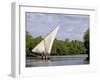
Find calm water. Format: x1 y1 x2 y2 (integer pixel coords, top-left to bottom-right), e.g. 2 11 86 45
26 54 89 67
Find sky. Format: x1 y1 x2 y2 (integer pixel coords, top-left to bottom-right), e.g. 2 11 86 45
26 12 89 41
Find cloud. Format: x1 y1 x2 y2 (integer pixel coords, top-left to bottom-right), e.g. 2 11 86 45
26 12 89 41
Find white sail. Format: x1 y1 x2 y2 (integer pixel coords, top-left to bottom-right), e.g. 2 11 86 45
32 40 45 53
44 25 59 54
32 25 60 54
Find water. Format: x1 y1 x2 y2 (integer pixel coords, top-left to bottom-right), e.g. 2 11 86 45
26 54 89 67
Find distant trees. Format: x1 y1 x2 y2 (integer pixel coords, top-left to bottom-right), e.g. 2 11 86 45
51 39 86 56
26 32 43 57
26 31 88 57
51 40 69 56
84 29 89 60
26 32 34 56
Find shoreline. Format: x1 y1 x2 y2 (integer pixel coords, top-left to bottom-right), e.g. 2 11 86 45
26 54 88 59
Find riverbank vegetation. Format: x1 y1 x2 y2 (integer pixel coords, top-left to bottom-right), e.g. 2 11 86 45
26 29 89 57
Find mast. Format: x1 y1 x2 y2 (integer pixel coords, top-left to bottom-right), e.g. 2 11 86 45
32 24 60 54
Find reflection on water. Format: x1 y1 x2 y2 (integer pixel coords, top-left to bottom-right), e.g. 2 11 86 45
26 55 89 67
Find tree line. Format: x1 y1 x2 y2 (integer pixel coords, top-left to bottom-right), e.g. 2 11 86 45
26 29 89 58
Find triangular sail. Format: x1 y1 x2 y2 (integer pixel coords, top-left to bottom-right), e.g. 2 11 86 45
32 25 60 54
32 40 45 53
44 25 59 54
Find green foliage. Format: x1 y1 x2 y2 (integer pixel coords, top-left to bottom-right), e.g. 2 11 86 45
26 32 34 56
84 29 89 50
26 32 43 57
83 29 89 60
26 31 87 57
51 39 86 56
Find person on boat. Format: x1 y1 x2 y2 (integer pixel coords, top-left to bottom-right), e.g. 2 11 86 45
41 52 50 60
